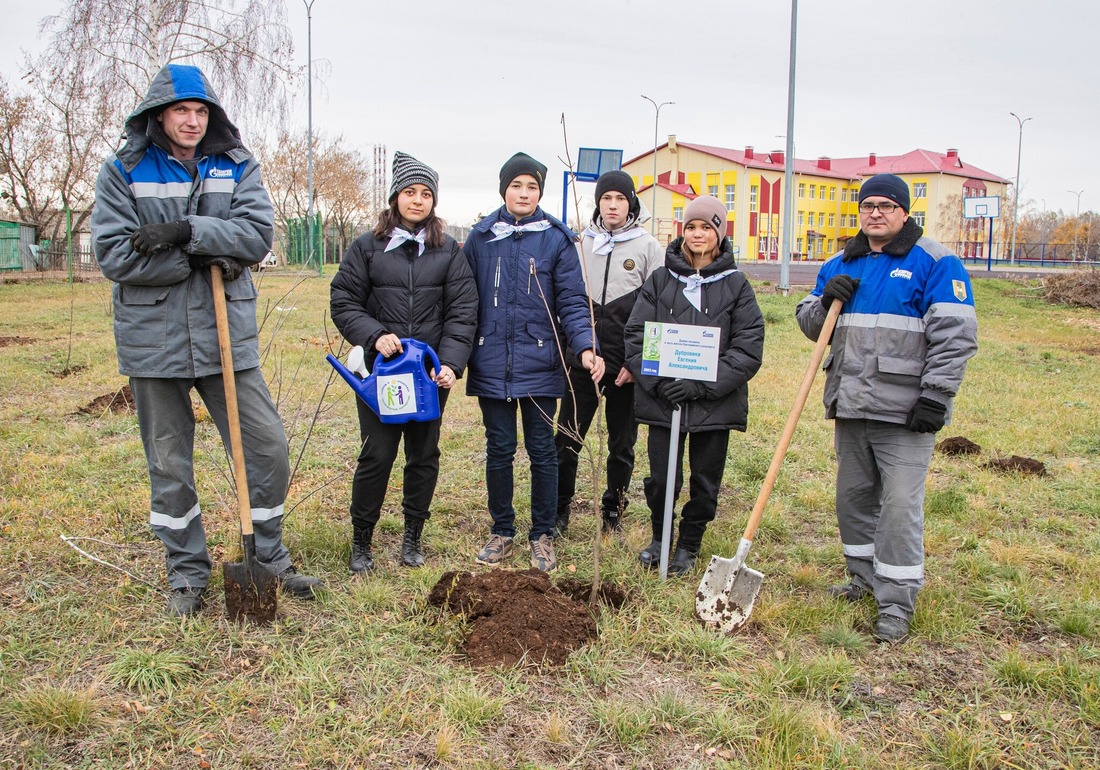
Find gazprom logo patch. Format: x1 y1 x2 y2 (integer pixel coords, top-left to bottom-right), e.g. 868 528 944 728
890 268 913 280
209 168 234 178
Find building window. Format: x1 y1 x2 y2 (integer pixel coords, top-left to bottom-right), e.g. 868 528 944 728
841 188 848 202
673 207 683 222
818 213 825 228
797 212 804 228
912 211 926 227
798 183 805 198
725 184 735 211
828 213 835 227
809 184 816 198
750 185 758 212
851 186 859 199
708 184 719 198
849 214 858 228
796 237 803 252
828 240 834 253
914 182 927 199
829 186 836 201
819 186 826 200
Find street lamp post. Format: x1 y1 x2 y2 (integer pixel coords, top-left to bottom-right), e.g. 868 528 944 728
1068 189 1084 260
641 95 673 237
1009 112 1031 267
304 0 319 275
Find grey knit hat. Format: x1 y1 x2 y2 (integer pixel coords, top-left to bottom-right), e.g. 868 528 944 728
683 195 727 234
858 173 910 213
389 151 439 203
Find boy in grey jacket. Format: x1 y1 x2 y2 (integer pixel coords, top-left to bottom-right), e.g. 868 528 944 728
91 64 321 617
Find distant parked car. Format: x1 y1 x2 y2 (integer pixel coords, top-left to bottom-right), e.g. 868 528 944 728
252 252 278 271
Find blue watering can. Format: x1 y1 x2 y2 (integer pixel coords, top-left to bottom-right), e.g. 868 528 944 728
327 338 442 424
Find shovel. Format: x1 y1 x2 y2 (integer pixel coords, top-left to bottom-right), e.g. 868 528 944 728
695 299 842 634
657 405 682 580
211 266 278 624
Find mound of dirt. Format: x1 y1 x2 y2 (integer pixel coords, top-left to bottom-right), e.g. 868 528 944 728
937 436 981 455
76 385 135 415
0 336 34 347
1043 271 1100 310
984 456 1047 476
427 569 601 667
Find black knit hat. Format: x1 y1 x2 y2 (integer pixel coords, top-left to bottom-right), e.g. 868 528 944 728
858 173 910 213
498 152 547 198
389 151 439 203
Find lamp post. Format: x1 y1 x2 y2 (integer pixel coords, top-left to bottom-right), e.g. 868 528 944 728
641 95 673 237
1009 112 1031 266
304 0 319 275
1068 189 1084 260
779 0 798 293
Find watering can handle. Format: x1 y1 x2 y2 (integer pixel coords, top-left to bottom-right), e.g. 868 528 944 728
371 338 443 379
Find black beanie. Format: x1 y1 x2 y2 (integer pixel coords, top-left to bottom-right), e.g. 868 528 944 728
388 151 439 203
498 152 547 198
858 173 911 213
594 170 640 222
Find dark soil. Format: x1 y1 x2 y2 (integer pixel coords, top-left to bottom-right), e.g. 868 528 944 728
428 569 613 667
54 364 88 378
76 385 135 415
984 455 1047 476
937 436 982 455
0 336 34 347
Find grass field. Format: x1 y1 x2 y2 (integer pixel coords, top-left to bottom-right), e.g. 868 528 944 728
0 270 1097 769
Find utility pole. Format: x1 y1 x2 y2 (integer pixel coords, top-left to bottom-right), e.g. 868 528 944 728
779 0 798 294
1068 189 1084 260
641 95 673 238
304 0 319 276
1009 112 1031 266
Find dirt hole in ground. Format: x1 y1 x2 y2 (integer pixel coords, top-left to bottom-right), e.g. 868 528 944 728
76 385 135 415
54 364 88 378
0 336 34 348
427 568 628 667
937 436 981 455
984 455 1047 476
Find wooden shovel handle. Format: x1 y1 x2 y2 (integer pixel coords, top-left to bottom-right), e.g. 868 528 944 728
741 299 842 543
210 266 254 538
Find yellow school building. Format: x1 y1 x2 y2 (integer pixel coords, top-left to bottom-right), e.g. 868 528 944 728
623 137 1009 260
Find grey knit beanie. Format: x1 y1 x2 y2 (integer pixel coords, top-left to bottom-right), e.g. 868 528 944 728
389 151 439 203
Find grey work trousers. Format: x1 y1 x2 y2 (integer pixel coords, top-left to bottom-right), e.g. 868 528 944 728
834 418 936 620
131 370 292 590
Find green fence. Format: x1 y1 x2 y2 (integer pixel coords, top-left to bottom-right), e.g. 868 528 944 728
283 214 324 266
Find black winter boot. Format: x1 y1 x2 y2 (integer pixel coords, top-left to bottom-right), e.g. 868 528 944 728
401 518 425 568
349 524 375 574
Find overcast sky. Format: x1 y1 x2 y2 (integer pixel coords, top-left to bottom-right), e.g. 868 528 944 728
3 0 1096 226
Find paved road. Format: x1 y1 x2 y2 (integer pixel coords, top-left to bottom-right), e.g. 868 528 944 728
737 259 1068 289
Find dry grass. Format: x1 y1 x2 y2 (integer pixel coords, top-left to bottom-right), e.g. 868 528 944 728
0 271 1097 768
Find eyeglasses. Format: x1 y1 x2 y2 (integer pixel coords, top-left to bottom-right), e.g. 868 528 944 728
858 201 901 214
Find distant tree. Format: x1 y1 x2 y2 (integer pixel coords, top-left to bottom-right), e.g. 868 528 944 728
0 0 297 245
254 131 381 262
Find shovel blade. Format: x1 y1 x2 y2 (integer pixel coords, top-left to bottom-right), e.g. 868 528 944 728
694 539 765 635
223 555 277 625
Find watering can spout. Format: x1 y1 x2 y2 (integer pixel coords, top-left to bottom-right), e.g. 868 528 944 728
326 353 379 413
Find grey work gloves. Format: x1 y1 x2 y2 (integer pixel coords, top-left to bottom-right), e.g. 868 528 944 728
820 274 860 312
130 220 192 257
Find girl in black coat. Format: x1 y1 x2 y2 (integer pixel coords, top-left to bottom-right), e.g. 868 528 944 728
330 152 478 572
624 196 764 575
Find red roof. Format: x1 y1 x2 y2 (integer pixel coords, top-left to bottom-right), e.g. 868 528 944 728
626 143 1007 184
636 181 697 198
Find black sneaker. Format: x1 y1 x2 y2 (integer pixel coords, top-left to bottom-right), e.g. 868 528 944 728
638 540 662 570
276 566 323 600
601 512 623 534
828 582 871 602
168 587 205 617
873 614 911 644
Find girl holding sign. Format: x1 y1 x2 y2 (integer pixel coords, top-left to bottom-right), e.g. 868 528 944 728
330 152 478 573
624 195 765 575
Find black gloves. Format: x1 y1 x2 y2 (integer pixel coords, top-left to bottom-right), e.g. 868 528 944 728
820 275 859 312
905 397 947 433
657 379 706 405
130 220 192 257
190 255 245 281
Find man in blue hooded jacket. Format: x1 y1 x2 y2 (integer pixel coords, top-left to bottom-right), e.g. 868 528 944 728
91 64 322 617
